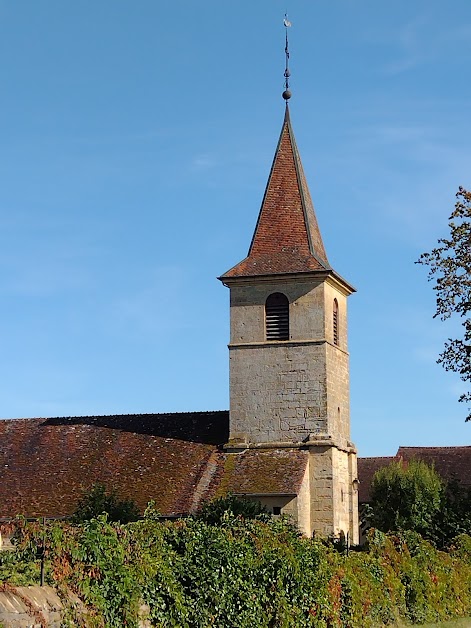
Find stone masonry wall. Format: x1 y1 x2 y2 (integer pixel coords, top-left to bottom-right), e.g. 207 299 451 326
323 281 348 351
229 342 328 444
228 276 358 541
296 461 312 536
324 281 351 446
308 447 358 541
229 280 325 345
308 446 334 537
325 344 351 447
229 279 352 446
332 447 352 537
349 451 360 544
229 279 327 444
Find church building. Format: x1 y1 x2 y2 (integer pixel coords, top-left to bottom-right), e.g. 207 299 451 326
0 73 360 542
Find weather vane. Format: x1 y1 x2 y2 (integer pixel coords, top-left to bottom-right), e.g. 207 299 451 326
282 14 292 102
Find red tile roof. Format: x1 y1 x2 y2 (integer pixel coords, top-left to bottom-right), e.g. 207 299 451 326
397 446 471 487
0 413 309 519
357 456 396 503
220 106 330 279
212 449 308 497
0 412 228 518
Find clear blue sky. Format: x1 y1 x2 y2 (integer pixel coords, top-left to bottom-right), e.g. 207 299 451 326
1 1 470 456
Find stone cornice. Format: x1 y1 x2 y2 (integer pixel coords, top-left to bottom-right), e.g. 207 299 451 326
219 269 355 296
228 338 350 356
225 438 357 455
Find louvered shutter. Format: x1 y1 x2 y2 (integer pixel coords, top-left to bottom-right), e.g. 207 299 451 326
265 293 289 340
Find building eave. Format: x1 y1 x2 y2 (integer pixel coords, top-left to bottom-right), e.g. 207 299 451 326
218 268 356 295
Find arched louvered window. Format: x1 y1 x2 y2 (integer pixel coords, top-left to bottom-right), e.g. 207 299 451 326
333 299 339 346
265 292 289 341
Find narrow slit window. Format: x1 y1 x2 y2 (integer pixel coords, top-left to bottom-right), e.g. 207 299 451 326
333 299 339 346
265 293 289 341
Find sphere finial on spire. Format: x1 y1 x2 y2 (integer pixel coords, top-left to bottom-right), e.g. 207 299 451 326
282 14 292 101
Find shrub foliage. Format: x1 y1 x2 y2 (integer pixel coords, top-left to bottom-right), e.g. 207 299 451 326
2 514 471 627
197 493 270 525
370 459 443 538
72 483 140 524
369 460 471 548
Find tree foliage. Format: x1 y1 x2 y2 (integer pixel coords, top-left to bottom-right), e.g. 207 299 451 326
417 186 471 421
71 483 140 524
370 459 471 548
370 460 443 538
198 494 271 526
434 478 471 547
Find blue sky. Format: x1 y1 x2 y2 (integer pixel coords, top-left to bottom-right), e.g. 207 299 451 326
0 1 470 456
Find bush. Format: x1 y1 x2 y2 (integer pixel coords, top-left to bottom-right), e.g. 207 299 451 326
71 483 140 524
198 494 271 525
434 478 471 547
370 459 443 538
3 516 471 627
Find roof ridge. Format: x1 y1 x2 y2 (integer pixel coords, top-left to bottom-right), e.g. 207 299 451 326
0 410 229 423
285 111 330 270
398 445 471 450
358 455 396 460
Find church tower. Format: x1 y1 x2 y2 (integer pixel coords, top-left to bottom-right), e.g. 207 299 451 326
218 29 359 541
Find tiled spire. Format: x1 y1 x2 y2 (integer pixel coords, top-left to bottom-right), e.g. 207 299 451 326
221 106 330 279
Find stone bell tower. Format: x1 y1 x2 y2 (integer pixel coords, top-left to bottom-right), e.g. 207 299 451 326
218 101 359 541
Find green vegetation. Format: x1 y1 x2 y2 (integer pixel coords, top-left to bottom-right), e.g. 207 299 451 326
370 460 471 548
1 513 471 627
435 478 471 546
71 482 140 524
197 493 270 525
370 460 443 538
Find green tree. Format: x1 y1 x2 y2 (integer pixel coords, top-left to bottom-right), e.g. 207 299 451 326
370 460 443 538
434 478 471 547
72 483 140 524
198 494 270 525
417 186 471 421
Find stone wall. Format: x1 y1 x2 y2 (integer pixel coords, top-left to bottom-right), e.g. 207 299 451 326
230 342 328 444
229 279 325 345
228 278 353 448
0 586 65 627
332 447 356 540
325 343 351 447
0 586 151 627
308 445 334 537
308 446 359 542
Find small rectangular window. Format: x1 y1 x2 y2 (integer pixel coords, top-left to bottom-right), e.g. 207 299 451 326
333 299 339 346
273 506 281 515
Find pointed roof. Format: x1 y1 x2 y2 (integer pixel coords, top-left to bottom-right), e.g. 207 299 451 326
221 106 331 280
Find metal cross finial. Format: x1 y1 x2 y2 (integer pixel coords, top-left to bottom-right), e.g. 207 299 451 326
282 14 292 102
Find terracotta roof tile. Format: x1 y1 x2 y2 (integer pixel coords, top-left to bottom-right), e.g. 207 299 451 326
0 412 229 518
0 413 309 520
211 449 308 497
397 446 471 487
357 456 396 503
221 106 330 279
